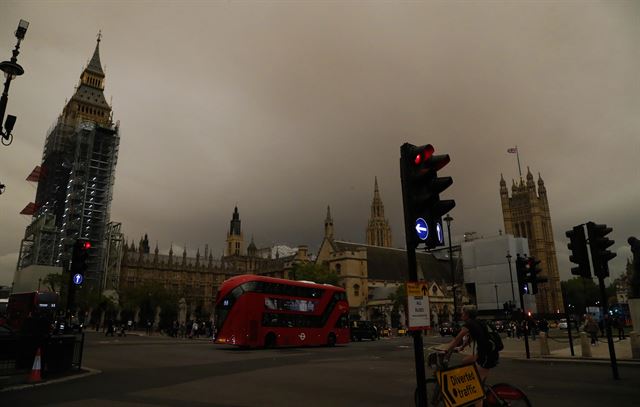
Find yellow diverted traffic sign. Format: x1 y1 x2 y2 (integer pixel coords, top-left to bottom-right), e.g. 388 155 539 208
436 363 485 407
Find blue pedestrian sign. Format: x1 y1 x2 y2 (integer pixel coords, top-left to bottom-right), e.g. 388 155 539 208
436 222 444 245
73 273 83 285
415 218 429 241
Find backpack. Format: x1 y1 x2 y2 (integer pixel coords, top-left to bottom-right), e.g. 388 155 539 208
480 321 504 354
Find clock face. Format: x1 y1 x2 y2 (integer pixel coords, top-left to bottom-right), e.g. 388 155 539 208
80 121 95 131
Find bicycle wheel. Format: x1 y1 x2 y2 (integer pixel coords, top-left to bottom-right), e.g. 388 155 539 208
427 378 445 406
486 383 532 407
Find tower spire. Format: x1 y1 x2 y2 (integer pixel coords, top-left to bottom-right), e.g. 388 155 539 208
324 205 334 240
87 32 104 75
61 34 111 127
225 206 244 256
366 177 392 247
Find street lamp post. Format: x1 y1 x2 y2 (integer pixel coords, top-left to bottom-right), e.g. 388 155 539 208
443 213 456 322
494 284 499 311
0 19 29 146
506 252 515 305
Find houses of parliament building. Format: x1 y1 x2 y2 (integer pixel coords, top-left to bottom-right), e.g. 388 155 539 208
118 178 457 324
118 206 311 314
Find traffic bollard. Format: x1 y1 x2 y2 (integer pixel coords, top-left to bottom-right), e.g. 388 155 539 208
630 331 640 360
539 332 550 356
580 332 592 358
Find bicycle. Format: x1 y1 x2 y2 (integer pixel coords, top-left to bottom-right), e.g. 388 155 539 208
415 348 532 407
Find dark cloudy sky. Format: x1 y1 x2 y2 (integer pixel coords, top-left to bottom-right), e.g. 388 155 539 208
1 1 638 285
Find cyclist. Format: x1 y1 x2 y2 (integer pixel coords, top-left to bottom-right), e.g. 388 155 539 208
445 306 498 407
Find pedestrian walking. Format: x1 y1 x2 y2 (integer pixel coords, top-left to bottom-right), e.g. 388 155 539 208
584 316 599 345
106 319 115 337
192 321 199 339
616 316 626 340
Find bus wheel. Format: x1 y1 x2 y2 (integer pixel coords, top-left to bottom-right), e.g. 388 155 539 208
265 332 277 348
327 333 337 347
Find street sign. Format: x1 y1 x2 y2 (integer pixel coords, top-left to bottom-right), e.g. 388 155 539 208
436 363 485 407
415 218 429 240
406 281 431 330
436 222 444 244
73 273 83 285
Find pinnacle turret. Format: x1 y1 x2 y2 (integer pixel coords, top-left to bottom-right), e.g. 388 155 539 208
537 173 546 194
526 167 535 189
324 205 334 240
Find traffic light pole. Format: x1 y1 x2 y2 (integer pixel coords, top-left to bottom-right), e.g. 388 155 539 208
407 244 428 407
65 260 75 317
597 274 619 380
561 285 574 356
584 221 619 380
400 150 427 407
516 253 531 359
400 143 455 407
517 286 531 359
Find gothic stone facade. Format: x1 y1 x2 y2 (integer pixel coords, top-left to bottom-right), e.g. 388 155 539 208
500 169 563 314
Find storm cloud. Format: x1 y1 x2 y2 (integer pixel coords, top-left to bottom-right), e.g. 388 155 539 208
0 1 638 285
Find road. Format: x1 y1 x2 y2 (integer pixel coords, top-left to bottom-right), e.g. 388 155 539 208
2 331 639 406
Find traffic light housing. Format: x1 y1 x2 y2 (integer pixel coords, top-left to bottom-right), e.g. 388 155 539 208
566 225 591 278
527 256 547 295
400 143 455 249
586 222 616 279
70 239 91 279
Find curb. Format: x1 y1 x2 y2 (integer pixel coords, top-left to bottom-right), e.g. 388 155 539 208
0 367 102 392
510 357 640 367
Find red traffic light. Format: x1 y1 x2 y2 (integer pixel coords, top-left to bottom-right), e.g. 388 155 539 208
414 144 434 165
82 241 91 250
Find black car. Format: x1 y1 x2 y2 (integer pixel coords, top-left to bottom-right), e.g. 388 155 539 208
350 320 378 341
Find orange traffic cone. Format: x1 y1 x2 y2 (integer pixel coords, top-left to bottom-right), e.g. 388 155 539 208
28 348 42 383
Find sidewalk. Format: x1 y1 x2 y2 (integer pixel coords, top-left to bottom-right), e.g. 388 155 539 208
500 335 640 365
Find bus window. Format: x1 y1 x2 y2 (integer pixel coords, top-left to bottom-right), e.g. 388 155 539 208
335 313 349 329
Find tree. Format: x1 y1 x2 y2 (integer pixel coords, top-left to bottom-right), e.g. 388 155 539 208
562 277 617 314
42 273 65 293
387 285 407 328
119 283 179 328
291 262 339 285
42 272 69 312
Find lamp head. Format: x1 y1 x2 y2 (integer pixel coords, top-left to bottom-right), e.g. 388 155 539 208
4 115 16 135
16 20 29 40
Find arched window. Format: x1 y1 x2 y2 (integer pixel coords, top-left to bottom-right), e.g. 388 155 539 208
335 263 341 274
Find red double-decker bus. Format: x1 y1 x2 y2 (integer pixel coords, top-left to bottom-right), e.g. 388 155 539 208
214 275 350 348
